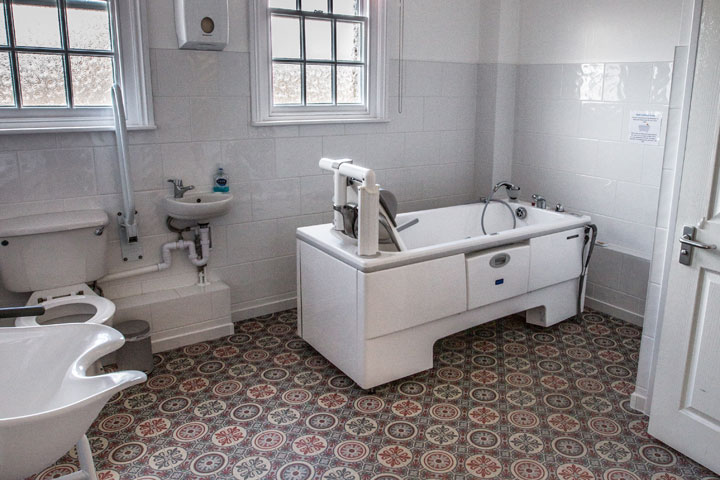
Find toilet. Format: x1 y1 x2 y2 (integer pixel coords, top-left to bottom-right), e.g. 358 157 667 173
0 210 116 327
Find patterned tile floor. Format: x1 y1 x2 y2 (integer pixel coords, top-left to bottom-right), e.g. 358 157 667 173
30 309 718 480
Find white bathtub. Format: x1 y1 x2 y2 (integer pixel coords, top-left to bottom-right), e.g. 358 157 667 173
296 200 592 389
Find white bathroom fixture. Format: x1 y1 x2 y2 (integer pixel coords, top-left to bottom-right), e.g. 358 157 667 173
0 210 116 328
318 158 381 256
0 323 146 480
163 191 233 221
111 84 142 262
175 0 229 51
297 201 593 389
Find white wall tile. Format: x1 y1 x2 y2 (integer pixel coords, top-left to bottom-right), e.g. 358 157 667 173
0 153 20 203
579 102 624 141
94 144 164 194
404 131 442 166
561 64 604 101
190 96 249 141
403 61 444 97
442 63 478 97
161 142 222 187
612 182 660 225
603 63 653 103
18 148 96 201
250 178 301 220
275 137 324 178
222 139 276 180
595 141 643 183
365 133 405 170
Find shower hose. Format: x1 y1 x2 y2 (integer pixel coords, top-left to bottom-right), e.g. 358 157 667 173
577 223 598 321
480 189 517 235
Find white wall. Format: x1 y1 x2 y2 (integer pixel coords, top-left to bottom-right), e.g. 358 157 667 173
517 0 685 64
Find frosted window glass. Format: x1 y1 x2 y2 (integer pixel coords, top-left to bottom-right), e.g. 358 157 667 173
273 63 301 105
271 15 301 59
302 0 326 13
306 64 332 104
269 0 296 9
70 55 113 106
67 1 111 51
333 0 361 16
0 52 14 106
12 1 61 48
336 21 362 61
305 19 331 61
0 1 7 46
337 65 362 104
17 53 67 106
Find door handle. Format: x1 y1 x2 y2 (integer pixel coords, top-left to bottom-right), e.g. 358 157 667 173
679 234 717 250
679 225 717 265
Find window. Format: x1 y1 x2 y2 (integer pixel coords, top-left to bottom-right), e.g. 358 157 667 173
250 0 386 125
0 0 153 133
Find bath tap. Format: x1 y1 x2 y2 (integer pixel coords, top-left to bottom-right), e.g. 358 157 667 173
493 181 520 200
168 178 195 198
532 194 547 209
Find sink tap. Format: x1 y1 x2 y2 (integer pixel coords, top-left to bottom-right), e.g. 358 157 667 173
532 194 547 209
168 179 195 198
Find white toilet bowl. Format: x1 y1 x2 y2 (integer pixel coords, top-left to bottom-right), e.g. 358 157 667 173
15 287 116 328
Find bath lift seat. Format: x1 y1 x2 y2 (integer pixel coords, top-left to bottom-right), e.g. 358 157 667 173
15 294 116 327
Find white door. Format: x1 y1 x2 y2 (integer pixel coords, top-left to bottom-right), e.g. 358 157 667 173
648 0 720 473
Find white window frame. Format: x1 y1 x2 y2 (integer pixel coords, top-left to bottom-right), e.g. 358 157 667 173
0 0 154 134
249 0 387 125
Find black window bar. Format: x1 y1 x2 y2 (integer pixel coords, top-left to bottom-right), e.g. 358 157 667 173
0 0 115 108
269 0 366 107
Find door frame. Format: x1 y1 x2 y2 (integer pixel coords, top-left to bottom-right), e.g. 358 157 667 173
639 0 704 412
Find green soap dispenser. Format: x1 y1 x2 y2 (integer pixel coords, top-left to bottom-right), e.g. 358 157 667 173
213 167 229 193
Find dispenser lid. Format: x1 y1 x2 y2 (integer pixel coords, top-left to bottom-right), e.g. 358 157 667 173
0 210 109 238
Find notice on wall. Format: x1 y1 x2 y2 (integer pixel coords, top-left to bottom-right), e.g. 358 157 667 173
628 111 663 145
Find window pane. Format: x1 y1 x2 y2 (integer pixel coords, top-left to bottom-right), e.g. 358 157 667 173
333 0 361 16
337 65 362 104
271 15 301 59
0 1 7 46
0 52 14 106
306 64 332 104
12 0 62 48
305 19 331 61
301 0 326 13
67 0 112 51
272 63 301 105
70 55 113 106
269 0 296 9
17 53 67 106
336 21 362 61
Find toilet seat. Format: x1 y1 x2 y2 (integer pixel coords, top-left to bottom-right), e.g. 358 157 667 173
15 295 116 327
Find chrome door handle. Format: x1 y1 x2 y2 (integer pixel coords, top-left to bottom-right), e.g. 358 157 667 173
679 225 717 265
679 234 717 250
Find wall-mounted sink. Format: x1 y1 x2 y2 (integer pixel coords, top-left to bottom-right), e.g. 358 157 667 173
164 192 233 222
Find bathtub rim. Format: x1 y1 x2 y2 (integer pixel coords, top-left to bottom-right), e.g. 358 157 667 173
297 201 592 273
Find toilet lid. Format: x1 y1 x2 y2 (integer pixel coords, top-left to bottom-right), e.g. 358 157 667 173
15 295 116 327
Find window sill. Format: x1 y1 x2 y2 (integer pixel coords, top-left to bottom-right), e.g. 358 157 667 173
0 121 157 135
252 116 389 127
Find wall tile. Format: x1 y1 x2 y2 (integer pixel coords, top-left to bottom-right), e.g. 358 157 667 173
300 175 333 215
650 62 673 105
250 178 301 220
440 130 476 164
442 62 478 97
323 135 366 163
365 133 405 170
619 253 651 299
612 181 660 225
579 102 624 141
18 148 96 201
222 139 276 180
227 220 281 264
161 142 223 187
275 137 324 178
403 61 444 97
595 141 644 183
404 131 442 166
94 144 164 194
603 63 653 103
0 153 20 203
190 96 250 141
129 96 192 145
561 63 604 101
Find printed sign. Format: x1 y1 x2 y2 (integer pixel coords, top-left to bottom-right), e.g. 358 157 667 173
629 111 663 145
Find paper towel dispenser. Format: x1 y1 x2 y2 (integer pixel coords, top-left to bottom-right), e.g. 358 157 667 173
175 0 229 51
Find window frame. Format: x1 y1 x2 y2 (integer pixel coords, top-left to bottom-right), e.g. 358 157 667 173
249 0 387 125
0 0 154 134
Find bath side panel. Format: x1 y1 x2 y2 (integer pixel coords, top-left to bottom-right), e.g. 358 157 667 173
298 241 361 382
529 227 585 291
360 254 467 340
